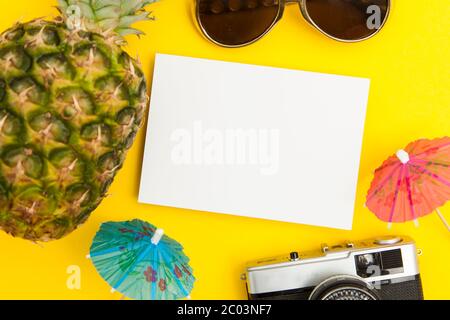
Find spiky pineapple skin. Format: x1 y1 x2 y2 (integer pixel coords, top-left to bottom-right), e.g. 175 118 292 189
0 18 148 241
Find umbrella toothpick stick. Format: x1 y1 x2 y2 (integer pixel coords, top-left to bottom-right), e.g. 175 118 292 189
151 229 164 245
436 208 450 232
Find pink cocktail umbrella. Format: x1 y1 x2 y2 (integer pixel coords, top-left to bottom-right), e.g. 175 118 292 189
366 137 450 231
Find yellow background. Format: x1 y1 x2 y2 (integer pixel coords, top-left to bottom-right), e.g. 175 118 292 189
0 0 449 300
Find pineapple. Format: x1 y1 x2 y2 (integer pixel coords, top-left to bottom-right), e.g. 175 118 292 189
0 0 157 241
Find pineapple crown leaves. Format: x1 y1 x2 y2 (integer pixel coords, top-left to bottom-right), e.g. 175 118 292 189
57 0 158 39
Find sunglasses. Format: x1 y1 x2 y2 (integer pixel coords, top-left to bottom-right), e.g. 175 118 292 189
195 0 391 47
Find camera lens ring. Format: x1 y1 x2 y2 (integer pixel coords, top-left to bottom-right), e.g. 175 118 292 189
308 275 380 300
320 286 378 300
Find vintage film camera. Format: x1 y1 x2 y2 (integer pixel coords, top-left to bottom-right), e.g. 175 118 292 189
244 236 423 300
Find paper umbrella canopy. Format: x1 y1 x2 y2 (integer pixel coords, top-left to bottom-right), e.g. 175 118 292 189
88 219 195 300
366 137 450 231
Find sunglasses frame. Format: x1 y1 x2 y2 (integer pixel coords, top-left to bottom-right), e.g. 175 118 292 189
195 0 391 48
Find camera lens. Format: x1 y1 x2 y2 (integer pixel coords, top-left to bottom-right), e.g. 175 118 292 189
321 287 378 300
309 275 380 300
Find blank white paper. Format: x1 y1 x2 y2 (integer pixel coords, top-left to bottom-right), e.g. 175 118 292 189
139 54 370 230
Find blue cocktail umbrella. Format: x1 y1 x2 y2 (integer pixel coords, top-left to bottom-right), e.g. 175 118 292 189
88 219 195 300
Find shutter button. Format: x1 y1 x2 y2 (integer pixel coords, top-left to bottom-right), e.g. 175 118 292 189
290 252 299 261
374 237 402 245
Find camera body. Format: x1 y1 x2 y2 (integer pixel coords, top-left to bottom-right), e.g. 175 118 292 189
245 236 423 300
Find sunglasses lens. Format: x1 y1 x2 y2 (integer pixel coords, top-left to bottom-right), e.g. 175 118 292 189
304 0 389 41
198 0 280 46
